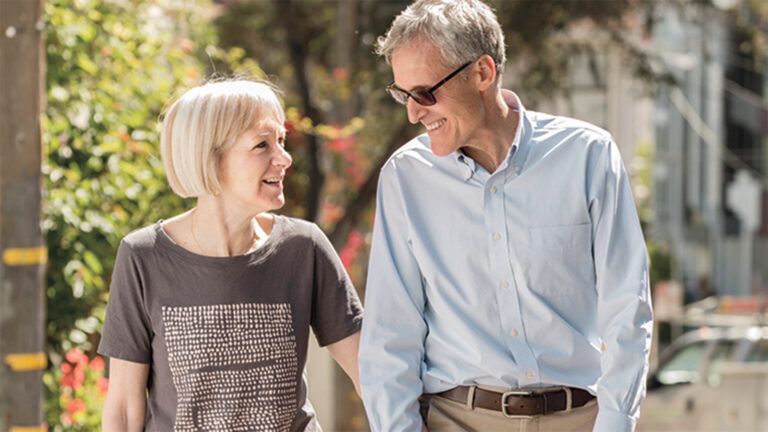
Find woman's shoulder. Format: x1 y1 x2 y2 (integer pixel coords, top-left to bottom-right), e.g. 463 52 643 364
120 222 164 252
273 214 325 243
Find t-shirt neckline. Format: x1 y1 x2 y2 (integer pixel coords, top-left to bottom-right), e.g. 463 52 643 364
154 214 285 268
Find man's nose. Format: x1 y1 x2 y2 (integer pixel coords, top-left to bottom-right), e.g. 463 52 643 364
406 98 424 124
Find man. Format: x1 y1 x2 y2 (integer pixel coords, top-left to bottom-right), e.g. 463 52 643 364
358 1 653 431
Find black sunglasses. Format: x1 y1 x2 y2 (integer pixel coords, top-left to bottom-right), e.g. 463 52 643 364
386 61 473 106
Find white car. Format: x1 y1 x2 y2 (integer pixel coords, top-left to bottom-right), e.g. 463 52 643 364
639 326 768 431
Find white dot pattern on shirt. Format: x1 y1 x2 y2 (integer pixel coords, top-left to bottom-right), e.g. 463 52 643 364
162 303 298 431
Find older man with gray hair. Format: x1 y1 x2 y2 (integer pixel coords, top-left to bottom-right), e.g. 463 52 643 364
358 1 653 431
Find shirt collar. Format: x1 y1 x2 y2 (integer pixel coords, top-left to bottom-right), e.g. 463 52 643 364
452 90 532 181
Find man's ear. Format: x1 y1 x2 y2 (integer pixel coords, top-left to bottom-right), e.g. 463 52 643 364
475 55 497 91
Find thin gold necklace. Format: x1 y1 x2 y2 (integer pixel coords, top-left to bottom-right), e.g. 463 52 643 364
190 208 257 257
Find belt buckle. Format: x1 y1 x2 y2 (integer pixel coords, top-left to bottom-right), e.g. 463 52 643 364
501 390 535 418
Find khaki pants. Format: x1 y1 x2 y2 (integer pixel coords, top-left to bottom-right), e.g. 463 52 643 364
423 394 598 432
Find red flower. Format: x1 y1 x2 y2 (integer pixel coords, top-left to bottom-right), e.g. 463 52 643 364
333 66 348 81
59 369 84 389
90 356 105 372
339 230 365 270
97 376 110 395
65 348 88 367
327 136 353 153
58 355 85 389
66 397 86 415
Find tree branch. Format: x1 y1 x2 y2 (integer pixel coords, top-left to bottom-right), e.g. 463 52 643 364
277 0 324 222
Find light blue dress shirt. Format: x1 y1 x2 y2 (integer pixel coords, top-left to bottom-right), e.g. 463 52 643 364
359 94 653 432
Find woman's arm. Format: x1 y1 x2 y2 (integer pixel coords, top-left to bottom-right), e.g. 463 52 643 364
326 331 361 395
102 358 150 432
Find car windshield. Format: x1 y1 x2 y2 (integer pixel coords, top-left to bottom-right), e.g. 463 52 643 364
706 340 737 386
657 340 708 385
746 339 768 362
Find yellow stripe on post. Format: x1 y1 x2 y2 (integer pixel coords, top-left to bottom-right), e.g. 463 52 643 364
2 247 47 266
10 425 47 432
4 352 47 371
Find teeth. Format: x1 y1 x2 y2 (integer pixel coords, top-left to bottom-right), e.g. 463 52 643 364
425 119 446 131
264 178 281 184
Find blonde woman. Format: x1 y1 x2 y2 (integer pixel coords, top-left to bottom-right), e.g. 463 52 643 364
99 80 362 431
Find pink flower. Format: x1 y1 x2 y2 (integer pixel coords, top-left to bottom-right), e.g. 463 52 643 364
60 412 73 426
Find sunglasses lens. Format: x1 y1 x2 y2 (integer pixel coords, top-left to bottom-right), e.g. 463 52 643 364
411 89 436 106
386 87 410 105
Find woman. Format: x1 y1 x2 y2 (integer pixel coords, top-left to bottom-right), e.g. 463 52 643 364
99 80 363 431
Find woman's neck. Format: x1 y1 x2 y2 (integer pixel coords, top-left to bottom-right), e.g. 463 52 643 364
191 197 266 257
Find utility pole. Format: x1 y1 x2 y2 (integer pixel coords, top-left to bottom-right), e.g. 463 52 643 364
0 1 47 431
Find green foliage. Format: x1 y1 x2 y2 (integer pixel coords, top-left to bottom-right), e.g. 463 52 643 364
43 0 210 355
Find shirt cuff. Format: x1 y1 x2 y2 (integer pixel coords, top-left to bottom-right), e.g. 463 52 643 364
593 406 636 432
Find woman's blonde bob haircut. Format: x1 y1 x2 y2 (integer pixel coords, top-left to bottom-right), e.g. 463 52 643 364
160 79 285 198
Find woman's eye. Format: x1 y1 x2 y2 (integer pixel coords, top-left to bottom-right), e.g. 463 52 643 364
252 141 267 150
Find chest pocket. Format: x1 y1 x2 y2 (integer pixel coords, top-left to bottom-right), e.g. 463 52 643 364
525 222 595 296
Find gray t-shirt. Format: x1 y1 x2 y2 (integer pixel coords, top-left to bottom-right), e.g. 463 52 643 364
98 215 363 431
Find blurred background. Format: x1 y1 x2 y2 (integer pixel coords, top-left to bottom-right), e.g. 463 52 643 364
0 0 766 431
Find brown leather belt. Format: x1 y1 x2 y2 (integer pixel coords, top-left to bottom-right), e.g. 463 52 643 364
435 386 595 417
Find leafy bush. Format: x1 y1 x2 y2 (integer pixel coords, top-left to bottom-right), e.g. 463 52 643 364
43 0 215 428
44 348 108 431
43 0 208 355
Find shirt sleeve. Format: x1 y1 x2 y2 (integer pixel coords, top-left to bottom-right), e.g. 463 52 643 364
359 161 427 432
309 224 363 347
97 239 153 364
588 137 654 432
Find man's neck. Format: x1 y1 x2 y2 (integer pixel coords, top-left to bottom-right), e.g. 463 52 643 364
461 90 519 173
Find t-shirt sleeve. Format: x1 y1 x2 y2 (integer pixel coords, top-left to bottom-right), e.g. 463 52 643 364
97 239 153 363
309 225 363 347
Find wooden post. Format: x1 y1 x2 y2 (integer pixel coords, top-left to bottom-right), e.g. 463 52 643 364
0 1 46 431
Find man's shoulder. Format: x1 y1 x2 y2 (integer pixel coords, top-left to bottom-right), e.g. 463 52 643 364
384 133 450 168
528 110 613 144
382 133 441 173
390 133 434 160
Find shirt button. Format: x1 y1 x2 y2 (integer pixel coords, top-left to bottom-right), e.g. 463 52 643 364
490 186 498 193
526 371 534 379
493 232 501 241
511 329 519 337
499 280 510 289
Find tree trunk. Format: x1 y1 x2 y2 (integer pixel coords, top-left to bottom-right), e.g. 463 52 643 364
0 1 46 430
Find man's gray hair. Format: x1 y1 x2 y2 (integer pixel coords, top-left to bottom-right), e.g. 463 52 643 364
376 0 506 75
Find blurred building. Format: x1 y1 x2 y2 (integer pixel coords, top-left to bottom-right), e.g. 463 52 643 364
530 22 655 165
653 1 768 301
